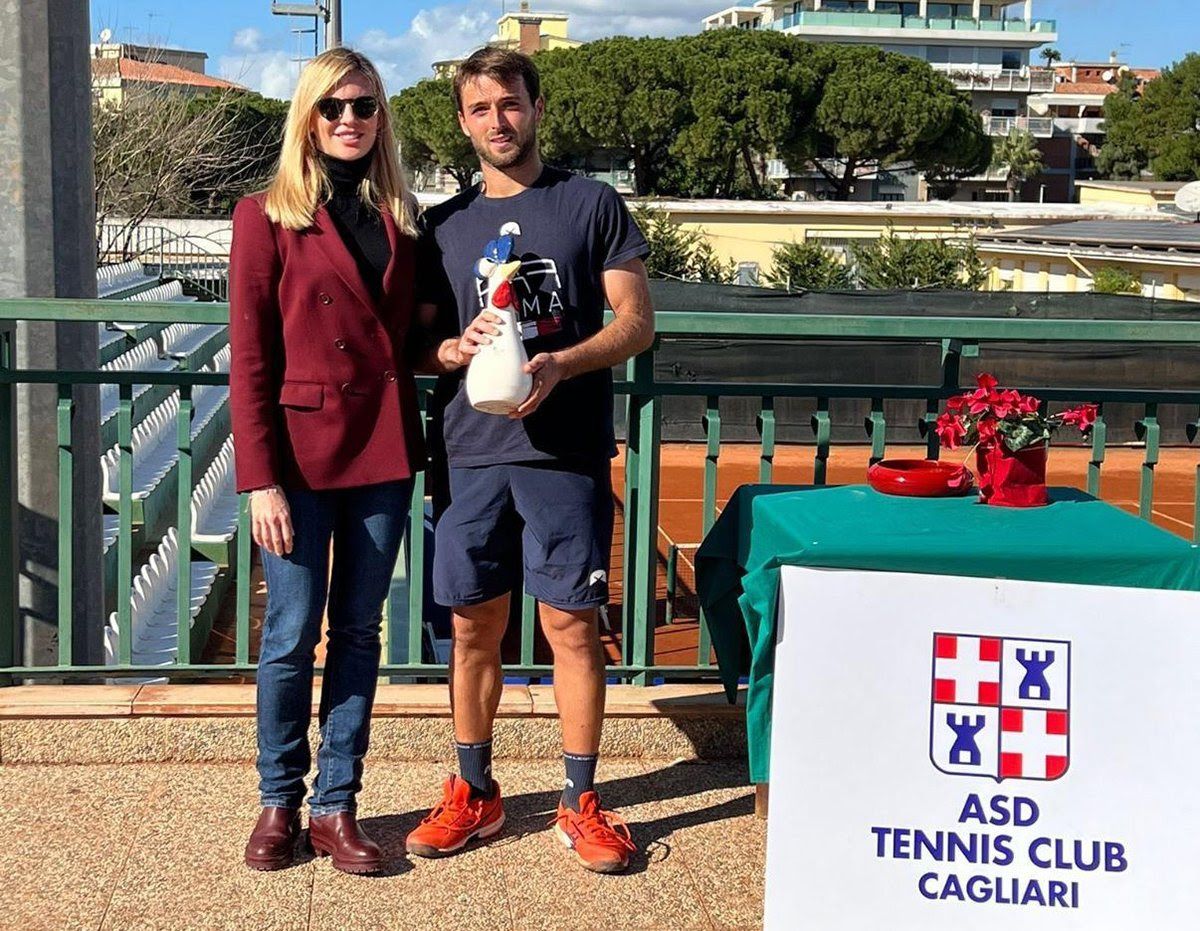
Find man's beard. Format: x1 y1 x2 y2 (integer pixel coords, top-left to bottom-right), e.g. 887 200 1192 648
473 128 537 170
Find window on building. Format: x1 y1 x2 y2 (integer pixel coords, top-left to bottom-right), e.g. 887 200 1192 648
900 2 920 13
977 47 1003 65
928 3 954 16
973 191 1010 202
979 4 995 17
926 45 952 63
875 1 902 12
1001 48 1023 70
822 1 871 11
949 46 975 64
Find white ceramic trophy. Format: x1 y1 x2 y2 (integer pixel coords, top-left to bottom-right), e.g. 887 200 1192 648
465 223 534 415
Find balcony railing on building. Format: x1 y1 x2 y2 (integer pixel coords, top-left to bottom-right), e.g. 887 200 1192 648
2 291 1198 685
941 68 1056 93
984 115 1054 137
769 11 1057 34
1052 116 1106 136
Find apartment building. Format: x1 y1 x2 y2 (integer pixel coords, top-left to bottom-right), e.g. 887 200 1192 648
1025 59 1161 201
91 40 243 109
702 1 1058 200
433 2 581 78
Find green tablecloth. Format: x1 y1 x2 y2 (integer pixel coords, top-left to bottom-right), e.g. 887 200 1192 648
695 485 1200 783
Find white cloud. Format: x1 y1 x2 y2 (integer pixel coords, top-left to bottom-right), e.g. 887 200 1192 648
545 0 706 40
355 7 495 90
232 27 263 53
218 49 301 99
216 2 704 99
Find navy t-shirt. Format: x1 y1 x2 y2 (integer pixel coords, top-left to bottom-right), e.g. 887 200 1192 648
417 167 649 468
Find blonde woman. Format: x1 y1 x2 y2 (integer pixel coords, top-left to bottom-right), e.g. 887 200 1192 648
230 47 425 874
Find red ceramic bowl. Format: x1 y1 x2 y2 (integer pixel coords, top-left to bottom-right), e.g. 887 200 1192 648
867 458 974 498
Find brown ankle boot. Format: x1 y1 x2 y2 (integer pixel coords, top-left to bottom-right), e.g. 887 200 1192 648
245 807 301 871
308 811 382 874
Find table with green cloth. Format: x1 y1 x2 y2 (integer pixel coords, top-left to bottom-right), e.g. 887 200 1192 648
694 484 1200 783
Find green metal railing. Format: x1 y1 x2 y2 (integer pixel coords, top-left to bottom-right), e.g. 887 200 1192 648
2 298 1199 683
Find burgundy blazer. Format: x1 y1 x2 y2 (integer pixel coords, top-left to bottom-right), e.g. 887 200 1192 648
229 193 427 493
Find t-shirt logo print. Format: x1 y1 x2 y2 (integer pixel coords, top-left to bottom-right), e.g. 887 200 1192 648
473 221 564 340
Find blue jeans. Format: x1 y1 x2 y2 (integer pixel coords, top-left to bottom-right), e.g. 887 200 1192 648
256 479 413 815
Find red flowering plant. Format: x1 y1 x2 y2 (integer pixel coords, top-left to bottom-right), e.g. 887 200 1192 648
935 374 1098 454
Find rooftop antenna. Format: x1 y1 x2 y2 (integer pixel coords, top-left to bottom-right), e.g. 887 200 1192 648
271 2 340 52
291 24 318 60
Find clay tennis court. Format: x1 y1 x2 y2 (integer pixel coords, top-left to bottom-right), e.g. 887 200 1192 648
604 442 1198 667
208 443 1198 670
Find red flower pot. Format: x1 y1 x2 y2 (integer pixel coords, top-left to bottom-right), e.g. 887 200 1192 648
975 442 1048 507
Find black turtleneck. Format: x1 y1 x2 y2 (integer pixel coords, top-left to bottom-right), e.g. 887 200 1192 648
320 152 391 302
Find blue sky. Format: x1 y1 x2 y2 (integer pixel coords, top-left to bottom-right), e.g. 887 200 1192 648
88 1 1197 99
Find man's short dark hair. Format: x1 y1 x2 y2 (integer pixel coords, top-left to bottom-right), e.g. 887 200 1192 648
453 47 541 112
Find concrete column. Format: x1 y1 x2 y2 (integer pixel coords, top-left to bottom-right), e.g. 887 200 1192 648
0 1 102 669
867 0 877 11
1025 0 1033 24
919 0 929 16
972 0 982 19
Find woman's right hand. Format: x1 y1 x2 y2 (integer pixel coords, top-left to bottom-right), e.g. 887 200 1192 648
250 485 293 556
442 310 502 370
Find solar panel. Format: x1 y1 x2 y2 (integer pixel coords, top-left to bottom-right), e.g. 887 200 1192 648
983 220 1200 252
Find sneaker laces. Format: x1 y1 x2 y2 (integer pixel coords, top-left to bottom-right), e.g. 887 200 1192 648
422 781 482 827
552 803 637 854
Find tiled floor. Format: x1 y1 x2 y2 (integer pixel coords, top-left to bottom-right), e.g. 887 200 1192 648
0 759 763 931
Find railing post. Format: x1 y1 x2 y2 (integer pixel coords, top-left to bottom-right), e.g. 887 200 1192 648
0 324 15 680
405 393 429 669
175 385 194 665
866 397 887 465
1087 406 1107 498
810 399 829 485
1136 405 1160 521
116 384 134 665
57 385 74 665
1190 409 1200 545
758 397 777 483
620 361 639 670
626 344 661 685
698 397 721 667
664 544 678 626
235 494 252 665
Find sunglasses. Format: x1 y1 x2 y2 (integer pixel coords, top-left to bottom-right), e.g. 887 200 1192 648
316 95 379 122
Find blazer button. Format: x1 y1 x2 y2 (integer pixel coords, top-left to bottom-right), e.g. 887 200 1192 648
383 370 397 382
319 292 333 305
334 338 348 350
340 382 353 394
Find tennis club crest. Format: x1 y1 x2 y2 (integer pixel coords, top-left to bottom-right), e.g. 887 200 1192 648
929 633 1071 782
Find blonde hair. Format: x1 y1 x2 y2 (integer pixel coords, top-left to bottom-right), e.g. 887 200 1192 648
265 47 417 237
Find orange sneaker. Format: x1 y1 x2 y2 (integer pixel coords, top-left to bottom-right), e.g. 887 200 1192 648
405 775 505 858
552 791 637 873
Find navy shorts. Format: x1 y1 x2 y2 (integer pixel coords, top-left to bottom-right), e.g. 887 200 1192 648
432 460 614 611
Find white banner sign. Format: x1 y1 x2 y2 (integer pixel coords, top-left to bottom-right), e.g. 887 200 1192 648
765 567 1200 930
